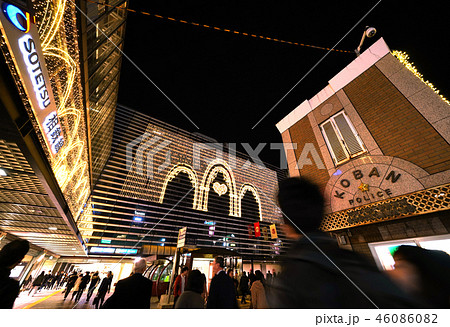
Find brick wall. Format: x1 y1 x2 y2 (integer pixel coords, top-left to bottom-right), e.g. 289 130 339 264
343 66 450 175
288 118 330 191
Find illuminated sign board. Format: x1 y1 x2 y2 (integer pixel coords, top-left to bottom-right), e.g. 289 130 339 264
115 248 138 255
0 1 64 156
89 247 138 255
133 210 145 222
177 227 187 248
90 247 115 254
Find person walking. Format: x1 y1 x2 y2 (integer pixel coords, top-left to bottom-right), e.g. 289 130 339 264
0 239 30 308
173 266 189 307
75 271 91 302
391 245 450 308
238 271 249 304
29 271 45 296
94 271 112 308
266 271 273 285
86 271 100 301
248 269 256 287
250 270 269 309
42 270 52 290
174 270 206 309
63 271 78 300
227 269 238 297
70 273 83 301
102 259 152 309
206 256 238 309
268 177 422 308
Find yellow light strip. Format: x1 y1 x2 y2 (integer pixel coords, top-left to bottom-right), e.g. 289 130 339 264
158 164 199 209
238 183 262 221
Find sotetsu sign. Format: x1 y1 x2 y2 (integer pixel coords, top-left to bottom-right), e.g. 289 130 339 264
0 1 64 156
327 158 425 213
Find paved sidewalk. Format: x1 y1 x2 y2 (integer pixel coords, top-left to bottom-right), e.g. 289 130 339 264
14 288 251 309
14 288 159 309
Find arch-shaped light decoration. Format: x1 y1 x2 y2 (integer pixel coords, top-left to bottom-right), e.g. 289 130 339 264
158 164 199 209
198 159 238 216
238 183 263 221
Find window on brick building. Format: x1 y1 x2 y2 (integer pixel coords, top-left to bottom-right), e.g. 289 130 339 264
320 111 366 165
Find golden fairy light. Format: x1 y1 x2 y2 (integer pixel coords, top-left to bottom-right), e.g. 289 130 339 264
392 50 450 106
33 0 91 218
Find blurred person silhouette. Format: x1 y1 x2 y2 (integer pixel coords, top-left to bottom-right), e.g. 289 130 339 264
268 177 422 308
74 271 90 302
71 273 83 300
238 271 249 304
175 269 206 309
22 274 33 291
94 271 113 308
0 239 29 308
102 259 152 309
391 245 450 308
227 268 238 295
248 269 256 286
86 271 100 301
52 271 63 289
266 270 273 285
250 270 269 309
173 266 189 307
42 270 52 290
63 271 78 300
29 271 45 296
206 256 238 308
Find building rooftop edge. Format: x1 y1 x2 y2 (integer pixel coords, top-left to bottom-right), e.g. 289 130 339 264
276 37 390 134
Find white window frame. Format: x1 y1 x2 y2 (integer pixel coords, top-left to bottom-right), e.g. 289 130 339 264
320 111 367 166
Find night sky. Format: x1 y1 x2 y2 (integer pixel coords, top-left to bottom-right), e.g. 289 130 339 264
117 0 449 167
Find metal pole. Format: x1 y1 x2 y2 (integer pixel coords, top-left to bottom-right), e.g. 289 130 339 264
167 249 180 297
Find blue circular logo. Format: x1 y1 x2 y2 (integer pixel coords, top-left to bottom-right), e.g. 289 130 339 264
2 3 30 32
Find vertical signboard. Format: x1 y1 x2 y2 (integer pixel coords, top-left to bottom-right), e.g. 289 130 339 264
177 227 187 248
270 224 278 239
0 1 64 156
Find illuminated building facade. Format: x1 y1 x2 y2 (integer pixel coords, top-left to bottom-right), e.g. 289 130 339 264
277 38 450 270
0 0 128 282
78 105 287 260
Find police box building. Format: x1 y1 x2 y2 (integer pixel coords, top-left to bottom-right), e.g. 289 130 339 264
276 38 450 270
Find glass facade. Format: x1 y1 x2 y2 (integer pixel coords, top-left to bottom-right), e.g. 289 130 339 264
83 0 128 185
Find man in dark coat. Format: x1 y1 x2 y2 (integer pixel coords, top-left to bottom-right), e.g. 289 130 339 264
268 177 423 309
102 259 152 309
238 271 249 304
248 270 256 287
206 256 238 309
75 271 91 302
0 239 29 308
64 271 79 300
95 271 113 308
86 271 100 301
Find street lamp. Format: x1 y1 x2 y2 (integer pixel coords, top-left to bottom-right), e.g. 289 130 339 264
355 26 377 56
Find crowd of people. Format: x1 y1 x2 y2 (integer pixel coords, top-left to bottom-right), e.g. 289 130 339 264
1 177 449 309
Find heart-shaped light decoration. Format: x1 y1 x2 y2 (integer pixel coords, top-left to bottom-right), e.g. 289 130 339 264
212 182 228 196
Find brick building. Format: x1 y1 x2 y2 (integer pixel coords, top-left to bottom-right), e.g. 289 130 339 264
276 38 450 270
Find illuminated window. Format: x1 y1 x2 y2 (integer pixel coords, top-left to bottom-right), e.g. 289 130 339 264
320 111 366 165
